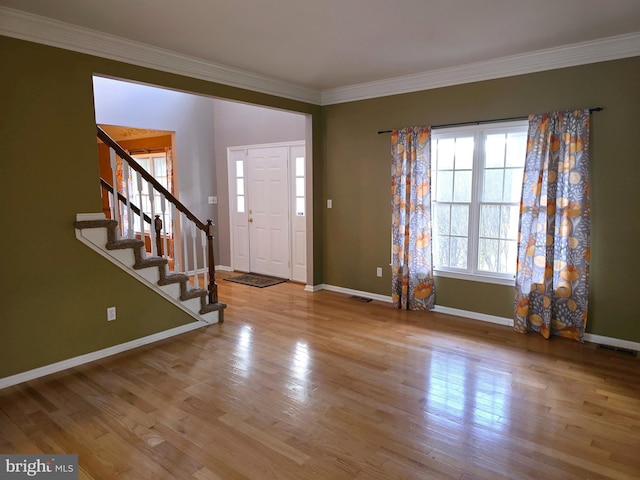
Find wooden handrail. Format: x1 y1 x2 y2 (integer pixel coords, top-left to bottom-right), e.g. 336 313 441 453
97 126 206 231
100 178 153 224
98 125 219 305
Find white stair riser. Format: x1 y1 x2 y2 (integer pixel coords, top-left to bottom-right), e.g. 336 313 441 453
159 283 181 300
137 266 160 284
81 228 108 247
183 297 202 315
200 311 219 324
109 248 137 268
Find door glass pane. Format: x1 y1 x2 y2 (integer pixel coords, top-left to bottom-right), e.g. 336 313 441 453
454 137 474 169
482 169 504 202
450 205 469 236
237 195 245 213
296 198 305 216
237 178 244 196
296 178 305 197
296 157 305 176
236 160 244 178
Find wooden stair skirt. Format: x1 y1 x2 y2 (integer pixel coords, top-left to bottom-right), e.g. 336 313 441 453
75 217 225 324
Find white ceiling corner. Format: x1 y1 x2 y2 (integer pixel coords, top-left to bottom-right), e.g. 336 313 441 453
1 5 639 106
320 31 640 105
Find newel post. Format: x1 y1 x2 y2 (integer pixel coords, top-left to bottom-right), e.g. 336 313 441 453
154 215 163 256
206 220 219 304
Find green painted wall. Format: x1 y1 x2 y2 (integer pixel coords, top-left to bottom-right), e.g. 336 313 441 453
0 36 322 379
1 34 638 382
322 57 640 342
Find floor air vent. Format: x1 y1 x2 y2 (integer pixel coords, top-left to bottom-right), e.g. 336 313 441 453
597 344 638 357
349 295 373 303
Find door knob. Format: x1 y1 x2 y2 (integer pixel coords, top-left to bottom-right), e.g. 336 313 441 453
249 218 253 223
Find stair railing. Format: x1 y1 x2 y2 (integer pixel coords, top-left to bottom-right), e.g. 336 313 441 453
97 126 219 304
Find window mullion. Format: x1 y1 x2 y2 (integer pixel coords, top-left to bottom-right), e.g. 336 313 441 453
468 130 483 275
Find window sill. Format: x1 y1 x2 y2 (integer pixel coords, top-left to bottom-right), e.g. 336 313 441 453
433 269 515 287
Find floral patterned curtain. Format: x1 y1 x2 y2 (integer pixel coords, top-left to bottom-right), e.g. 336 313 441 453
391 127 435 310
514 110 591 341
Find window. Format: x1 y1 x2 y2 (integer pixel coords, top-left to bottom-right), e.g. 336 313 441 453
127 153 172 233
431 121 528 284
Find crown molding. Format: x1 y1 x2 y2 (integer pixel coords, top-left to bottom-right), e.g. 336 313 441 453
1 6 639 107
0 6 322 105
320 31 640 105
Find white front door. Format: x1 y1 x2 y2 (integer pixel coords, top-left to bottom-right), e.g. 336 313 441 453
247 147 290 278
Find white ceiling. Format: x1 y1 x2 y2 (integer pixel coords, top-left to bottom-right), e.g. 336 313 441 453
1 0 640 102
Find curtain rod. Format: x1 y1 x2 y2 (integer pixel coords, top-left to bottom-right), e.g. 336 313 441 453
377 107 603 134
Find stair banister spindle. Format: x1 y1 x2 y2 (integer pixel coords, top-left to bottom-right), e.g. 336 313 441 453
160 196 168 262
172 203 180 273
182 213 189 282
136 171 145 241
123 162 133 239
148 181 157 257
206 220 218 303
191 222 199 288
109 149 120 238
201 229 208 289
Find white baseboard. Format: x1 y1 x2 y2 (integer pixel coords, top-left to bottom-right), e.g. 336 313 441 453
319 284 393 303
0 322 206 390
432 305 514 327
215 265 234 272
312 284 639 351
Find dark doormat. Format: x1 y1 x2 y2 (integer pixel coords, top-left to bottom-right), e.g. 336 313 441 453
224 273 288 288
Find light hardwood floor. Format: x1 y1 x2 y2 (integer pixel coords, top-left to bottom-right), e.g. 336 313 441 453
1 273 639 479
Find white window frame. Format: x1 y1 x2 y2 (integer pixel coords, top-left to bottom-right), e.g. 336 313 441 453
431 120 528 286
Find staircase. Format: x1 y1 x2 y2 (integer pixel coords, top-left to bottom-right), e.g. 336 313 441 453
75 126 226 325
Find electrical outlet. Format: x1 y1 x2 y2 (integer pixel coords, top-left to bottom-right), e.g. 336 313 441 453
376 267 383 277
107 306 116 321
